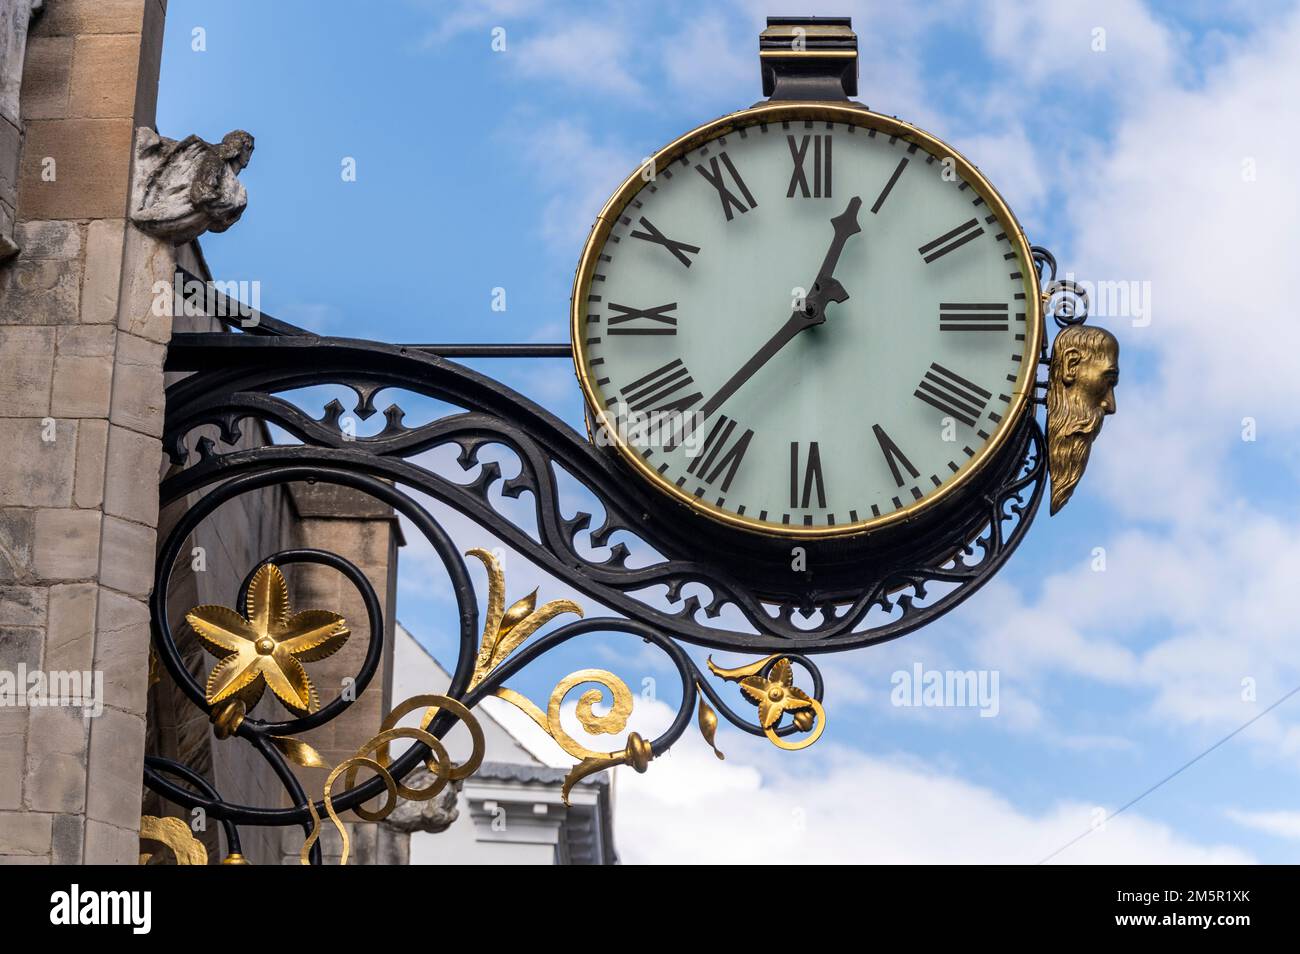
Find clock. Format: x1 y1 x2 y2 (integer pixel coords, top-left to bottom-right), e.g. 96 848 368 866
570 103 1042 539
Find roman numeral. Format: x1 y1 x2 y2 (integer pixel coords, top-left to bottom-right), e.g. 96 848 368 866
939 302 1009 332
789 441 827 509
918 218 985 263
870 157 908 214
695 152 758 221
873 424 920 488
629 216 700 268
914 362 992 427
686 414 753 493
786 135 832 198
607 301 677 336
621 359 703 416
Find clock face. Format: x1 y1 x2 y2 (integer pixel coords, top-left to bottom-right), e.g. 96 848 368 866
571 104 1042 537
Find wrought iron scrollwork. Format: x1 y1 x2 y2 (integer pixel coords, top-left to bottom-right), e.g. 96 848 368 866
1033 245 1090 329
145 316 1045 862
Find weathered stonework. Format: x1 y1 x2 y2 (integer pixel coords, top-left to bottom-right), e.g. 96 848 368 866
130 128 253 245
0 0 171 863
0 0 42 261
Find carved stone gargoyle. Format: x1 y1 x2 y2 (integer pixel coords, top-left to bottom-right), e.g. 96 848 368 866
1045 324 1119 514
130 128 254 245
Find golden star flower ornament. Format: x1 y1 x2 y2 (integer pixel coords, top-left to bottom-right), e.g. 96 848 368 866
738 657 815 729
186 563 350 716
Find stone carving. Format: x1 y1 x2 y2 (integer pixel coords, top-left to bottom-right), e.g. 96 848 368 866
1046 324 1119 514
130 128 254 245
0 0 45 262
380 771 461 834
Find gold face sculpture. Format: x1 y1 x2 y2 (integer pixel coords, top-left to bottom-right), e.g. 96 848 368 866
1046 325 1119 514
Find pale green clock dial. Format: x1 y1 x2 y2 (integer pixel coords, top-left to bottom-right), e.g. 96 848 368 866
573 107 1040 537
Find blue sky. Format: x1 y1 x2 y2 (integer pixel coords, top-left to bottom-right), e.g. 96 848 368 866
159 1 1300 862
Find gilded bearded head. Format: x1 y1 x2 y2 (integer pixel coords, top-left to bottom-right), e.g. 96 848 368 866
1046 325 1119 514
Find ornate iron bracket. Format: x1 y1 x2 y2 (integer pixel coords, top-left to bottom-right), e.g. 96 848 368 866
145 269 1048 863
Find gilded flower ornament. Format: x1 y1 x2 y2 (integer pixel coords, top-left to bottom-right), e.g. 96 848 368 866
739 657 814 728
187 563 350 716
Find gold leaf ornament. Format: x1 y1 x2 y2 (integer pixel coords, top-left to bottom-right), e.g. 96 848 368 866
139 815 208 865
187 563 349 716
697 695 725 760
708 654 826 751
466 548 583 688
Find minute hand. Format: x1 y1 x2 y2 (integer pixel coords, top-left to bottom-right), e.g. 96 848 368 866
698 196 863 422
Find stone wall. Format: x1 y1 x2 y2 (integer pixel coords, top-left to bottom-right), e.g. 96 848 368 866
0 0 168 864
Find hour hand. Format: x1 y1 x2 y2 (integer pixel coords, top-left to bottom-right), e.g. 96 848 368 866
811 276 848 308
816 195 863 284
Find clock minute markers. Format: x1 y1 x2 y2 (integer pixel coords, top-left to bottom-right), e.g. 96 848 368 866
698 195 863 422
581 111 1034 536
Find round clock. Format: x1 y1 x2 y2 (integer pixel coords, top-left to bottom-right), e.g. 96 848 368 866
571 102 1043 538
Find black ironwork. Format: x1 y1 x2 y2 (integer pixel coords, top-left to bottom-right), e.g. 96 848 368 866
145 316 1044 859
760 16 860 101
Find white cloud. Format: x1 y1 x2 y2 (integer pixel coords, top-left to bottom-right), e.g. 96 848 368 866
1225 808 1300 842
513 23 645 98
590 701 1252 863
417 0 544 47
983 0 1177 96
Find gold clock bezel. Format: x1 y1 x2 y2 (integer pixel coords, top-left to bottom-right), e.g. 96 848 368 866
569 101 1044 539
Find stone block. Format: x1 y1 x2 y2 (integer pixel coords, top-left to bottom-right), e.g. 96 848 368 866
0 326 54 417
134 0 165 126
85 706 145 830
24 705 89 813
83 819 137 865
68 35 141 120
0 509 34 581
98 514 153 598
51 814 83 864
108 333 165 436
32 507 101 580
93 587 149 715
0 255 80 324
52 343 114 418
19 36 73 121
103 426 160 524
0 708 24 809
0 624 40 669
12 219 80 259
0 810 52 855
80 218 125 324
31 0 151 38
0 419 76 509
73 418 108 508
18 118 134 220
45 582 97 672
116 226 174 342
0 583 46 627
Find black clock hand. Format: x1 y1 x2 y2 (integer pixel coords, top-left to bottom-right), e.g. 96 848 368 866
807 195 863 315
699 196 863 422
